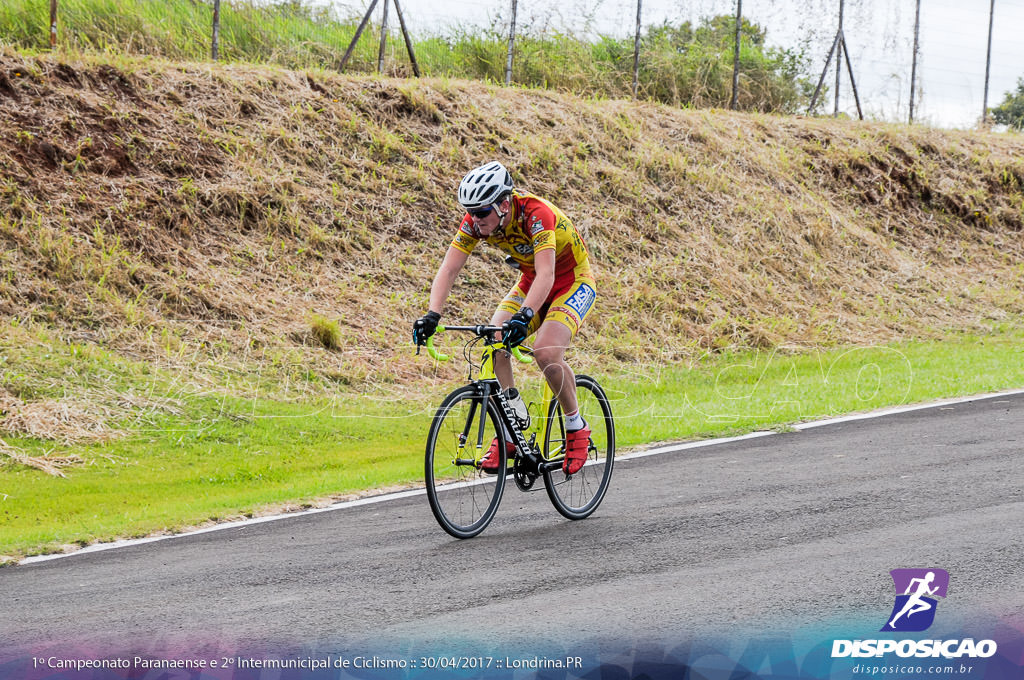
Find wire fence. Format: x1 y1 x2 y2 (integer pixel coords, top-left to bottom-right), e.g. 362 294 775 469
5 0 1024 128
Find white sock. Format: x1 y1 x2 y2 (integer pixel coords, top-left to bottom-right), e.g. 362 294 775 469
564 409 586 432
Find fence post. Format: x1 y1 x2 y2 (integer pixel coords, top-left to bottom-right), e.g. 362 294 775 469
730 0 742 110
632 0 642 98
807 33 838 114
339 0 380 72
982 0 995 123
834 0 843 116
841 32 863 119
909 0 920 123
392 0 421 77
377 0 390 73
807 0 860 119
505 0 518 86
49 0 58 49
211 0 221 61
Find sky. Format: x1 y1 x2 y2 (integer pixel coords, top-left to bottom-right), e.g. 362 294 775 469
332 0 1024 128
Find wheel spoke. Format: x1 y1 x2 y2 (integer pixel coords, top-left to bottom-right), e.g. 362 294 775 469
425 387 506 538
542 375 615 519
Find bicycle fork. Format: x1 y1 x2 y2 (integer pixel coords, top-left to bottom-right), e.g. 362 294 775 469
452 390 481 468
451 383 504 468
452 382 562 476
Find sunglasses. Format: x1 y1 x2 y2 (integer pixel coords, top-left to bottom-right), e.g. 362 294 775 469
469 206 494 219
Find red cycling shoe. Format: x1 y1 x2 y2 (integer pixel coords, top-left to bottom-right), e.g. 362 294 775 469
563 426 591 475
480 437 515 474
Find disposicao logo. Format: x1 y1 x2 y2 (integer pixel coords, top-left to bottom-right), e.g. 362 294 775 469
831 568 998 660
881 568 949 632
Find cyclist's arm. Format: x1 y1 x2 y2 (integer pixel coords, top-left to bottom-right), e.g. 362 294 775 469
522 248 555 311
428 245 470 314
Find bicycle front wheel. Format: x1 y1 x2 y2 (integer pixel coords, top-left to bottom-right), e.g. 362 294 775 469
542 374 615 520
425 385 507 539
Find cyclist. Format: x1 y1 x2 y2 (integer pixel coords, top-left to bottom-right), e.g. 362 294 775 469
413 161 596 475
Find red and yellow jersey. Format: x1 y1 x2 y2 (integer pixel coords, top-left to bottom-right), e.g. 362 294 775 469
449 191 592 280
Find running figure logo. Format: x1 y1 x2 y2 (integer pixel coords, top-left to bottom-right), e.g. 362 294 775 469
881 568 950 632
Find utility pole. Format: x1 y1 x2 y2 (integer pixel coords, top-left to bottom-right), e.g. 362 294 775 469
730 0 742 110
807 0 863 119
982 0 995 123
909 0 921 123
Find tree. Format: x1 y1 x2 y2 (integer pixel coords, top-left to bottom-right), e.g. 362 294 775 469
991 78 1024 130
634 15 811 112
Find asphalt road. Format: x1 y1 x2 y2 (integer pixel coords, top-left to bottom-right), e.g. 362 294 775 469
3 392 1023 661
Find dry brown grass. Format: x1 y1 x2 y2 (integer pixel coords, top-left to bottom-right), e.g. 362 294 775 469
0 386 119 444
1 49 1022 390
0 436 84 477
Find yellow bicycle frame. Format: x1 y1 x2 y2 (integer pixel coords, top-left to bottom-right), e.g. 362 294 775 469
426 326 560 459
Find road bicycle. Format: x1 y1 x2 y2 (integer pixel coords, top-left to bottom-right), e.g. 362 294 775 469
421 324 615 539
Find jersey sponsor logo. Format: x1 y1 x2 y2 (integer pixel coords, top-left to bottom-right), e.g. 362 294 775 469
530 216 545 236
564 283 596 317
533 231 555 250
513 243 533 255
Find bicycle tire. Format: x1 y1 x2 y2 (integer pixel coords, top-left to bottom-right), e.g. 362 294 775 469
425 384 507 538
541 374 615 520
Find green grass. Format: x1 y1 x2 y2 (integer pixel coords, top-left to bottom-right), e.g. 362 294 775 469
1 396 425 554
309 313 341 350
0 0 810 112
604 330 1024 446
2 325 1023 561
0 0 359 68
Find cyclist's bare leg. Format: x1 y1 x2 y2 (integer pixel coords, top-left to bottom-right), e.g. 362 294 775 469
489 309 514 390
532 320 579 416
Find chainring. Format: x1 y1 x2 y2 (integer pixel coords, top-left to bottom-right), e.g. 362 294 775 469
512 454 539 491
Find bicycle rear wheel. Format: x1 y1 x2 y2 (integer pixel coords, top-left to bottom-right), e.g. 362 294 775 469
542 375 615 520
425 385 507 539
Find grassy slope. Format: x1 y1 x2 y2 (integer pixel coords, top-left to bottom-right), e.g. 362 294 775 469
1 51 1021 367
1 49 1023 558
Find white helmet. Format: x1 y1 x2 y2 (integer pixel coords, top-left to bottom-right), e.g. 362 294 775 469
458 161 514 210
